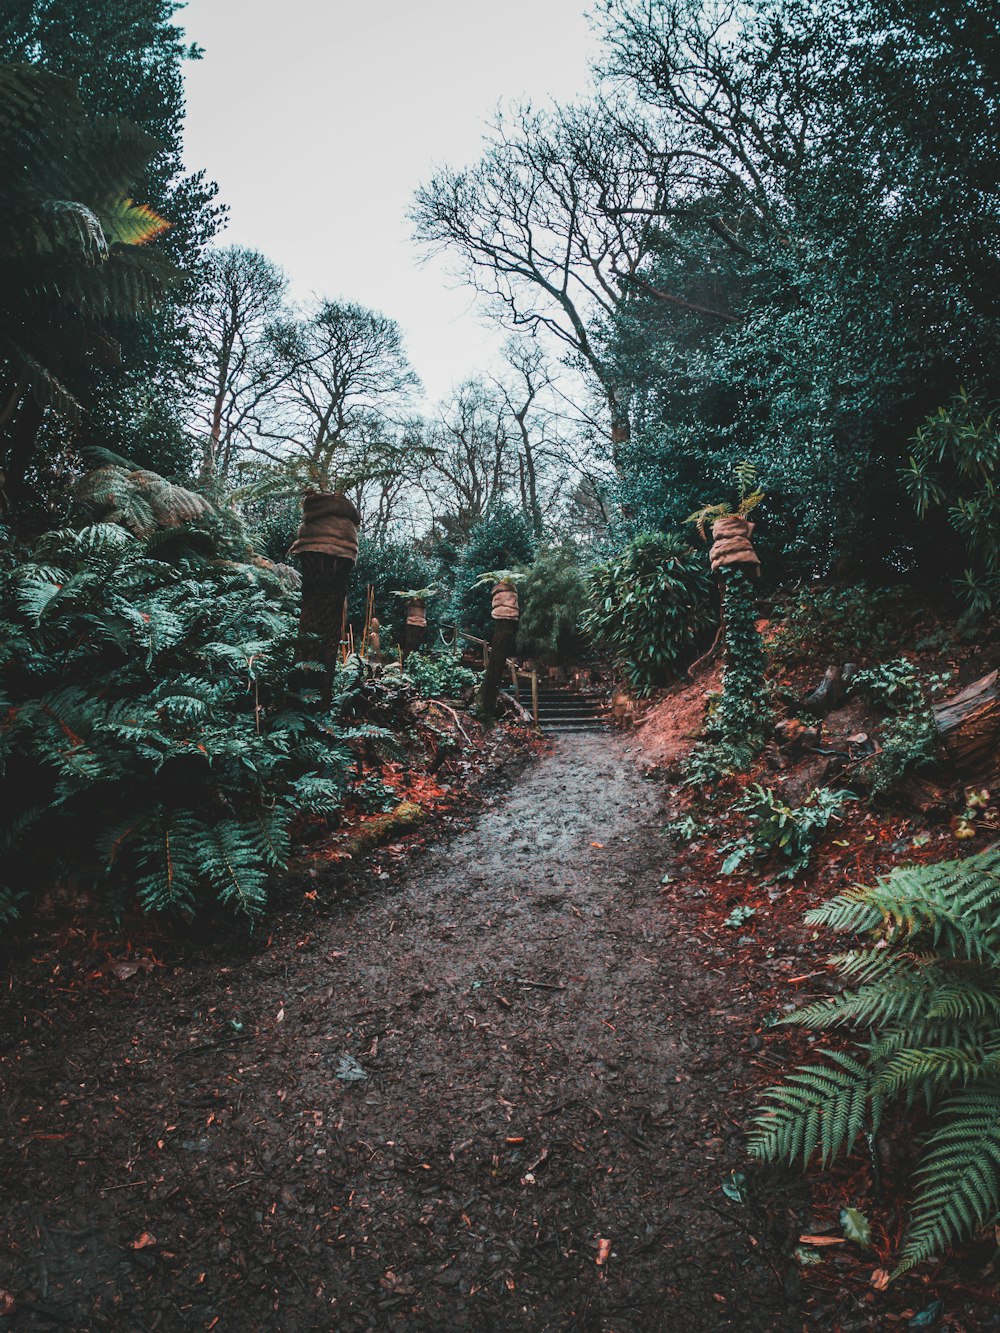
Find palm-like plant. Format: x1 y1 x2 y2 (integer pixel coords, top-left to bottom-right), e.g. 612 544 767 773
0 61 175 497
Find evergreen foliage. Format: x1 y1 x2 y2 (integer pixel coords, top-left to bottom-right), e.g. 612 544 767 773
903 391 1000 615
447 503 535 639
348 539 436 645
749 849 1000 1276
849 658 949 795
515 546 590 666
0 2 222 501
0 61 178 448
0 512 354 921
401 650 479 700
689 568 770 777
722 785 853 881
596 0 1000 576
582 531 713 696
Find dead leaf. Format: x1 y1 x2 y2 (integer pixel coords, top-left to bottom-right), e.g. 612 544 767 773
870 1268 891 1290
130 1231 157 1250
112 961 141 980
595 1237 612 1265
590 841 605 848
0 1290 15 1317
798 1234 847 1246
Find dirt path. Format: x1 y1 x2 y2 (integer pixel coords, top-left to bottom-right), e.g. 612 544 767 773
1 734 804 1331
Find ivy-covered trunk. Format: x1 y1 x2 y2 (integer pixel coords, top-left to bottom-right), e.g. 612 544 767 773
701 516 771 761
711 567 770 747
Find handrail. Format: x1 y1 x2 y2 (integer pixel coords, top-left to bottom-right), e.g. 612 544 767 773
440 623 538 728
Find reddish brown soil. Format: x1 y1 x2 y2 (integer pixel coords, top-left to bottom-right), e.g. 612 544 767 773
630 668 721 773
1 733 810 1332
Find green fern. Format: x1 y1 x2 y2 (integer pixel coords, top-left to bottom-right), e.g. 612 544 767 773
0 506 356 920
748 848 1000 1277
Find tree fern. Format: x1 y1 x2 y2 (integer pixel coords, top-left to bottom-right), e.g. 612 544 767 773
749 848 1000 1277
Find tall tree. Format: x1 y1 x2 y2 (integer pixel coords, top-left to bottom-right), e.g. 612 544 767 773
247 299 420 498
188 246 289 482
421 380 516 541
0 62 178 508
0 1 223 493
593 0 1000 572
412 99 671 454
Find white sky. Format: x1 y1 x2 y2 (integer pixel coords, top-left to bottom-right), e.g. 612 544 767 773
181 0 600 408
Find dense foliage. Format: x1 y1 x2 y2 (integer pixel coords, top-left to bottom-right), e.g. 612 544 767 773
447 503 535 639
849 658 950 796
687 568 771 777
582 531 712 695
0 2 221 503
904 391 1000 615
401 649 479 701
0 520 355 922
515 546 589 666
750 849 1000 1276
599 0 1000 578
348 538 436 646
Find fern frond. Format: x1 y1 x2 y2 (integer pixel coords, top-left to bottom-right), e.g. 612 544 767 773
807 851 1000 960
748 1050 873 1167
895 1087 1000 1275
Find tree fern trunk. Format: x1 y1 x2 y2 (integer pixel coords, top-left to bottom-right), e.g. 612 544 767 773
477 619 517 721
297 552 353 707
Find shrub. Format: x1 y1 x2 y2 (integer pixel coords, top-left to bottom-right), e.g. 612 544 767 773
582 530 713 696
770 584 904 666
0 523 355 922
749 849 1000 1276
348 538 436 644
400 649 479 700
722 784 854 880
903 390 1000 615
848 658 951 795
515 546 589 665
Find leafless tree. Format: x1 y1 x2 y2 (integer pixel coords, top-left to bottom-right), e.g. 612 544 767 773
188 246 290 482
249 299 421 496
412 99 674 452
597 0 845 236
420 380 517 539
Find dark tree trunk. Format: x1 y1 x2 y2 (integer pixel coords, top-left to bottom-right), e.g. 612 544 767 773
296 552 353 707
477 618 517 721
403 623 425 659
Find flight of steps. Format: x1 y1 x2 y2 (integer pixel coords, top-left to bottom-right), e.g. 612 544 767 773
526 685 609 735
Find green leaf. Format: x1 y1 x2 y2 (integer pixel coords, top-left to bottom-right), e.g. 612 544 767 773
721 1171 747 1204
840 1207 872 1248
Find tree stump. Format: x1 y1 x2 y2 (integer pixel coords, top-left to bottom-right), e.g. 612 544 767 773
933 670 1000 775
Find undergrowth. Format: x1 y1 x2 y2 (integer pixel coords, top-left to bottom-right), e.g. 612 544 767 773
0 522 362 922
749 849 1000 1277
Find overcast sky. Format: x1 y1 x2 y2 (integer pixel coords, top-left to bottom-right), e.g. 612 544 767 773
181 0 600 408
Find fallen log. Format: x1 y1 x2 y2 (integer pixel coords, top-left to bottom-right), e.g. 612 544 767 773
933 670 1000 774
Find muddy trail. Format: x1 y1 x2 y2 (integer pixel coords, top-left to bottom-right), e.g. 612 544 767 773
1 735 807 1331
